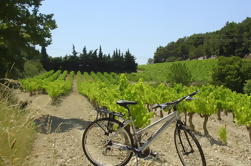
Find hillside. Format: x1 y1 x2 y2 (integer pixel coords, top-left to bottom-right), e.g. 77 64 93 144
153 17 251 63
127 59 217 83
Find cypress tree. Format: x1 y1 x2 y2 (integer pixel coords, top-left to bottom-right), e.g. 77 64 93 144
40 46 50 70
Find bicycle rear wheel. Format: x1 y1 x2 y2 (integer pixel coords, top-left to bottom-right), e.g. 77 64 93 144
82 118 133 166
174 124 206 166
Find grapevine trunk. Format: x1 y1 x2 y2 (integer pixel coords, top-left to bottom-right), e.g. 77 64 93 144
188 112 195 131
247 125 251 143
203 115 209 136
217 109 222 120
232 112 235 123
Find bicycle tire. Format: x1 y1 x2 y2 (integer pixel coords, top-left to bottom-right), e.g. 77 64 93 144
174 125 206 166
82 118 134 166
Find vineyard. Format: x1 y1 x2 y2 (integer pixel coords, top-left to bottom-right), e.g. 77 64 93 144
76 71 251 141
0 67 251 166
20 70 251 142
21 70 74 101
2 1 251 165
0 69 244 165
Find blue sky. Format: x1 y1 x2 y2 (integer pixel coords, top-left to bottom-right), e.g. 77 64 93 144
40 0 251 64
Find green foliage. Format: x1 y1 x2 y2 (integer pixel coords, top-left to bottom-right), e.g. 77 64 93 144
76 72 251 141
241 60 251 81
244 80 251 95
43 71 74 100
20 70 54 92
40 46 50 71
0 0 57 78
147 58 154 64
212 56 250 92
65 71 74 92
77 72 250 138
45 80 66 100
78 73 154 127
23 60 45 78
21 70 61 94
43 70 61 82
127 59 217 83
45 46 137 73
0 101 35 166
21 70 74 101
234 95 251 126
218 126 227 144
57 71 68 80
153 17 251 63
168 63 192 85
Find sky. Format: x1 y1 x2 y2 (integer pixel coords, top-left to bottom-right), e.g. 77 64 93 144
40 0 251 64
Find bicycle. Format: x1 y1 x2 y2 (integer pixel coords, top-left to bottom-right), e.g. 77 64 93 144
82 90 206 166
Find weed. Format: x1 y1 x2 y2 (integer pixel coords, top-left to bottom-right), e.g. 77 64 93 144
0 84 35 166
218 125 227 144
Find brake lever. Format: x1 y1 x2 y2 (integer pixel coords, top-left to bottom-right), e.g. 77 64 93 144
185 96 198 101
185 96 193 101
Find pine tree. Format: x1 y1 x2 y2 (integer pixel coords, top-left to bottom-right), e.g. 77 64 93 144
72 44 78 57
82 46 87 56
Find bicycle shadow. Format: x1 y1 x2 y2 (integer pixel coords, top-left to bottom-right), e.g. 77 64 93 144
34 114 92 134
193 131 226 146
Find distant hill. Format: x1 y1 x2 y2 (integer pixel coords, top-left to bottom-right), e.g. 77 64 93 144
153 17 251 63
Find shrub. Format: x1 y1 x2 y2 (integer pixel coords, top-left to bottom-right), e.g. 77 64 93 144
212 56 243 92
24 60 45 78
244 80 251 95
168 63 192 85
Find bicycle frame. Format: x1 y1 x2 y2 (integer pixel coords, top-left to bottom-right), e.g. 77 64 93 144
135 111 178 151
109 109 180 153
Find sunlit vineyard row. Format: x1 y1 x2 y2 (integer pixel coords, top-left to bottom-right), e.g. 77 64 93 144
20 70 74 100
20 70 251 141
77 71 251 141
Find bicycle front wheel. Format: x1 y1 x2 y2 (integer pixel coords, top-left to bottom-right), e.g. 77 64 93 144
174 125 206 166
82 118 133 166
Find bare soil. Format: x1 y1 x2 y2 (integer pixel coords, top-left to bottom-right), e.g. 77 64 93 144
16 79 251 166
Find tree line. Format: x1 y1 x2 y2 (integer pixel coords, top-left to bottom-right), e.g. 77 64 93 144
153 17 251 63
41 46 138 73
0 1 137 79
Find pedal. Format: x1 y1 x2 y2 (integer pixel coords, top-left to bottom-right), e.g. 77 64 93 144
143 150 160 160
150 150 159 158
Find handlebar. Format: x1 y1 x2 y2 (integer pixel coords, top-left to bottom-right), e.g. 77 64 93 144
152 90 199 110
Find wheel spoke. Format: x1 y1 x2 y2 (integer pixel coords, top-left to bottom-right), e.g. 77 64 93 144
174 126 206 166
82 118 133 166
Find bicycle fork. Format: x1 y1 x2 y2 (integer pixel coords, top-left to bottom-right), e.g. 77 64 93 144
176 122 194 155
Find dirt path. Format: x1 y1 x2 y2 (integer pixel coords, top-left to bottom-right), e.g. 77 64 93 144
20 78 96 166
16 78 251 166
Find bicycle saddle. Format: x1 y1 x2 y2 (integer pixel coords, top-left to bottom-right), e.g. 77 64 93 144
116 100 137 107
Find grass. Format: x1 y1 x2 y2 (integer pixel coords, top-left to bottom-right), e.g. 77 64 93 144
0 84 36 166
127 59 217 83
218 125 227 145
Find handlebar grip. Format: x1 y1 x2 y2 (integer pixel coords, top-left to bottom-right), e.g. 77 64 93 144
189 90 199 97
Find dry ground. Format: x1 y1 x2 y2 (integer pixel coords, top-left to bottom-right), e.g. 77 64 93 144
15 79 251 166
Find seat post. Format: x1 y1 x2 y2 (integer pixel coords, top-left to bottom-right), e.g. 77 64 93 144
125 106 141 148
125 106 132 117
